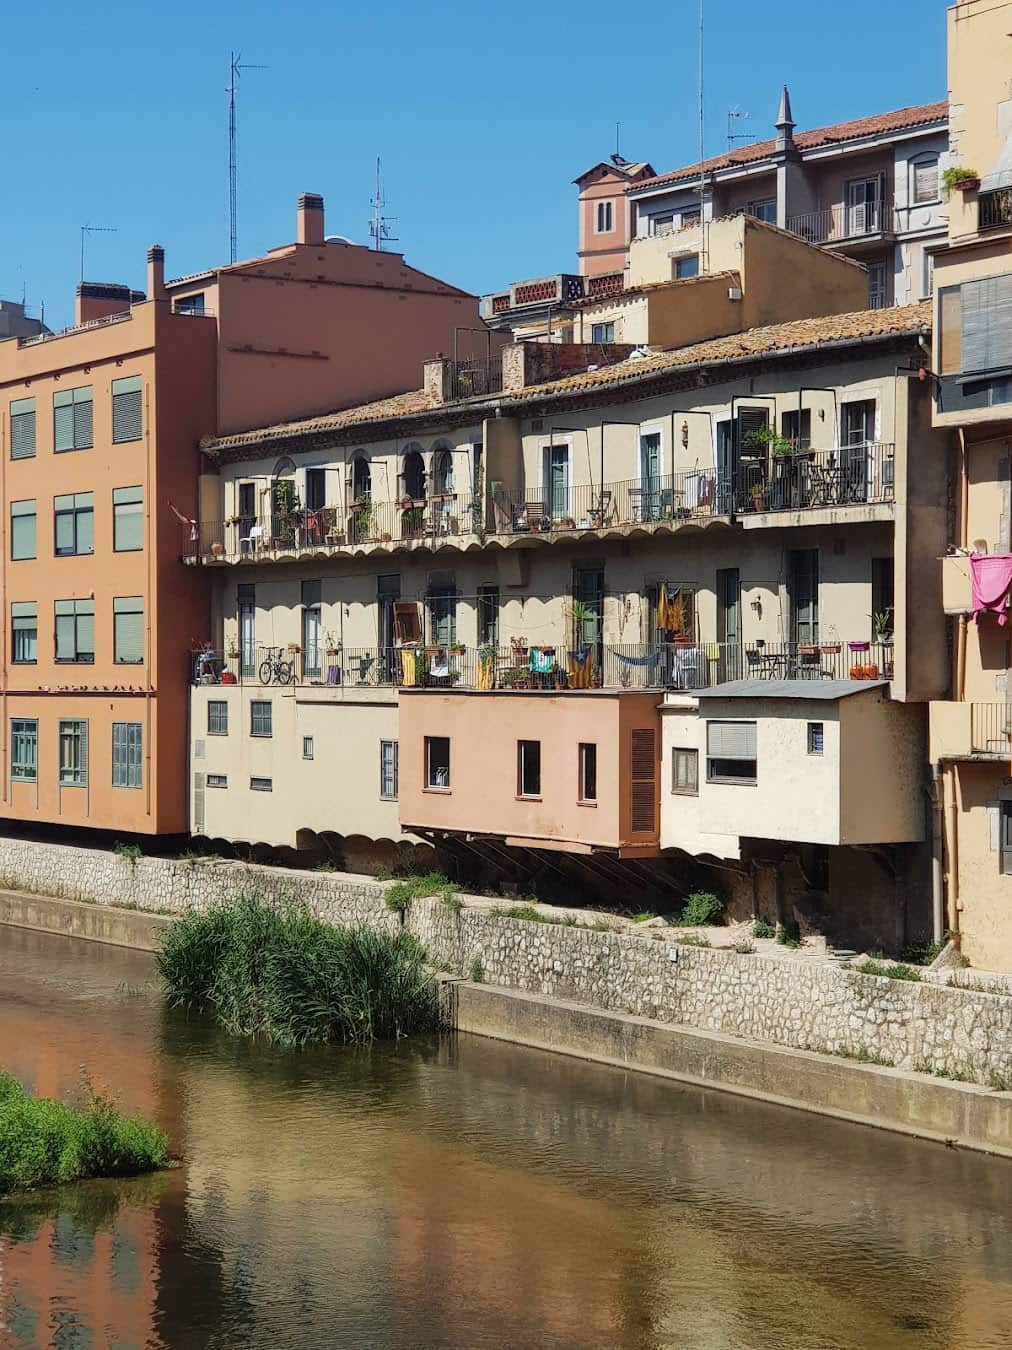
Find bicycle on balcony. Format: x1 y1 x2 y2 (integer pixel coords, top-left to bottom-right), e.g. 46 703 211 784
258 646 295 685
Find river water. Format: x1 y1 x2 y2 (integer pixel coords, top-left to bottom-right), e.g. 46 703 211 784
2 927 1012 1349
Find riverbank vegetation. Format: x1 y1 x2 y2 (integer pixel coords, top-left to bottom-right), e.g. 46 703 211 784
0 1072 167 1198
157 895 441 1047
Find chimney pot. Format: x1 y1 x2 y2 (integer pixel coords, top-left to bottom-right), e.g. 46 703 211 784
297 193 326 246
147 245 166 301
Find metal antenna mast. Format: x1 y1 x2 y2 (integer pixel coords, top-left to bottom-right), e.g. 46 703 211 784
727 108 757 152
228 51 266 265
80 224 117 282
368 157 398 252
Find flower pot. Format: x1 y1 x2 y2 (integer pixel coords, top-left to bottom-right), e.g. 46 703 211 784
221 670 236 685
819 644 841 655
210 541 224 557
955 177 980 193
848 640 871 653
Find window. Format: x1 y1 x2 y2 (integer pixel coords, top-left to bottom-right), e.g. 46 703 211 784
113 596 143 664
10 500 35 560
922 249 935 301
543 443 570 518
113 486 143 551
957 274 1012 375
807 722 824 755
175 293 205 316
680 207 701 228
872 557 895 640
425 736 450 789
207 701 228 735
517 740 541 798
54 599 94 663
427 587 457 647
250 702 272 737
650 213 675 236
781 409 811 449
579 743 597 803
672 748 699 795
911 156 939 205
58 719 88 786
303 735 314 760
595 200 614 233
112 722 142 788
250 776 273 792
842 400 876 446
1001 801 1012 877
675 255 700 280
53 385 93 452
10 719 38 783
301 579 322 679
478 585 499 648
380 740 399 800
10 397 36 460
305 468 326 511
207 774 228 788
747 199 777 224
591 322 615 343
868 262 888 310
706 721 757 784
111 376 143 443
11 602 37 663
54 492 94 556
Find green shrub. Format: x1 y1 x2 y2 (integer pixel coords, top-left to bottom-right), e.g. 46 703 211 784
0 1072 167 1198
854 958 922 982
634 912 658 924
679 892 724 926
901 936 947 967
113 840 142 865
468 957 484 984
157 894 441 1047
440 891 464 914
675 932 711 948
384 872 454 913
776 920 802 949
752 919 776 939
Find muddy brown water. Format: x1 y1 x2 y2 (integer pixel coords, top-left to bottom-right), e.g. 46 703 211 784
2 925 1012 1349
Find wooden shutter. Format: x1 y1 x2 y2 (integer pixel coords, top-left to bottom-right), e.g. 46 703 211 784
630 727 657 833
193 772 206 835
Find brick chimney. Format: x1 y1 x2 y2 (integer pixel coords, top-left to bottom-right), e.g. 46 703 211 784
147 245 166 301
75 283 140 327
297 193 325 246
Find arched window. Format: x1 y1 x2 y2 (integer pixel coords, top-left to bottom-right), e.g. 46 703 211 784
910 154 939 207
402 446 426 502
433 447 454 496
351 454 371 502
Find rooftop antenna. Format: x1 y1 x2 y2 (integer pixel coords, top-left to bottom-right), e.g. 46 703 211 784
727 108 757 152
80 224 117 282
697 0 707 272
368 157 398 252
228 51 267 265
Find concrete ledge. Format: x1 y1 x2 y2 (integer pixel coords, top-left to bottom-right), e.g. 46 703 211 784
446 980 1012 1158
0 889 176 952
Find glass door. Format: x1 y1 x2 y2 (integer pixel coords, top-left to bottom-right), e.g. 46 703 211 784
238 585 256 678
544 444 570 521
572 565 604 676
639 431 662 522
378 575 400 679
716 567 741 681
788 549 820 647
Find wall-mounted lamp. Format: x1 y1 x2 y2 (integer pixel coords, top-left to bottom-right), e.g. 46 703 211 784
750 596 762 620
681 421 689 449
818 409 825 421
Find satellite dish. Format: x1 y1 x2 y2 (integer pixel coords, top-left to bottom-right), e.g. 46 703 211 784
325 234 356 245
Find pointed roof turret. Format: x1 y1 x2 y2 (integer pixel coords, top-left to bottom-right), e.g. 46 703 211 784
775 85 796 150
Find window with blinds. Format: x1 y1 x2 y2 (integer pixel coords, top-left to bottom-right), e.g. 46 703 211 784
59 719 88 786
10 398 36 460
911 157 938 205
112 722 142 789
706 720 757 784
250 701 272 737
112 376 143 443
193 772 206 833
207 701 228 735
113 596 144 664
53 386 93 452
11 602 37 663
55 599 95 663
630 727 657 833
961 274 1012 375
113 486 143 551
380 740 398 799
10 500 35 560
671 748 698 796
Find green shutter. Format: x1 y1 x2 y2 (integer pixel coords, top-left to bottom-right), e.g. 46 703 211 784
10 399 36 459
114 597 144 664
113 486 143 551
112 376 143 443
10 500 36 560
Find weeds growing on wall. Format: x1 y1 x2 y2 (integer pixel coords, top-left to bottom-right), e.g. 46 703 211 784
752 919 776 939
854 959 922 982
157 894 441 1047
384 873 454 914
678 892 724 926
0 1071 167 1198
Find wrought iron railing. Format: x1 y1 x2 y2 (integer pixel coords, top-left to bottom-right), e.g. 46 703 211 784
448 357 502 400
736 443 895 515
785 201 896 245
490 471 721 535
971 704 1012 754
980 188 1012 232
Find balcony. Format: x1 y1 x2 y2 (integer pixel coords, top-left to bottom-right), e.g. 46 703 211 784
785 201 896 247
735 443 895 524
980 187 1012 232
190 639 897 694
929 702 1012 760
479 274 584 321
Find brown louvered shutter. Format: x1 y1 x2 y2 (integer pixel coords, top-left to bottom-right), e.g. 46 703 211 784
630 727 657 834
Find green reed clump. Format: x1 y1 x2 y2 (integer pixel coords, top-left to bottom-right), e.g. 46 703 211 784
157 895 441 1047
0 1071 167 1198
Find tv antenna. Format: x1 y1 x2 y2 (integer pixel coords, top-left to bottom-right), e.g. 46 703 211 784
368 157 398 252
727 107 757 152
228 51 267 265
80 224 117 282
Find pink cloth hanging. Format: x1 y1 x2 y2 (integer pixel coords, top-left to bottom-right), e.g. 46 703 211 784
970 554 1012 626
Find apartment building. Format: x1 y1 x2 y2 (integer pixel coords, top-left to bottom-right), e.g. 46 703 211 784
185 301 947 951
484 93 948 337
929 0 1012 970
0 195 479 836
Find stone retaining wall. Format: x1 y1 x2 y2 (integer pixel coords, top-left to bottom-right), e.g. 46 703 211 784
2 836 1012 1089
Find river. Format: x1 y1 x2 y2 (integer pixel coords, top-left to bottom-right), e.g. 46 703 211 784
2 926 1012 1349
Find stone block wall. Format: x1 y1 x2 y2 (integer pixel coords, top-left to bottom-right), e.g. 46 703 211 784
2 836 1012 1087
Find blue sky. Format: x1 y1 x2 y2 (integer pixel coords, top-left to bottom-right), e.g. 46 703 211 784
3 0 949 331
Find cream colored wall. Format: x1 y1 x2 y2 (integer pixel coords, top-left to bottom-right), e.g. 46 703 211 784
839 692 926 843
950 760 1012 970
947 0 1012 244
191 684 406 848
659 699 740 859
572 295 649 345
738 218 868 328
628 226 704 287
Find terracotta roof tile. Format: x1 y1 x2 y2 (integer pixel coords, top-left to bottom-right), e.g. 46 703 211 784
632 101 947 192
206 388 438 451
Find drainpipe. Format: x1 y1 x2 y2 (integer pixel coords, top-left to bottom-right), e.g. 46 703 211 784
930 762 945 944
956 614 968 702
944 764 961 937
958 427 969 550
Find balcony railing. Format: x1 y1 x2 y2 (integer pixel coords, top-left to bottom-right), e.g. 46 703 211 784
785 202 896 245
980 188 1012 232
971 704 1012 754
490 471 721 535
735 443 895 516
448 356 502 400
191 639 896 692
585 272 624 299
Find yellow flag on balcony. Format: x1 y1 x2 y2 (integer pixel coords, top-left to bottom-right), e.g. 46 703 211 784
656 582 677 632
400 650 417 687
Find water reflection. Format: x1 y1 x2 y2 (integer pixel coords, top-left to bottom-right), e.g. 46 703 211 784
2 926 1012 1348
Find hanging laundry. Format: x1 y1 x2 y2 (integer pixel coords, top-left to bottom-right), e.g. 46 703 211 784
529 647 555 675
970 554 1012 626
568 647 594 689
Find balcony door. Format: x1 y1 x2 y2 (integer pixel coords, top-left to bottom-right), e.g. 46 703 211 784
716 567 741 681
847 177 881 235
543 443 570 520
787 549 819 647
238 583 256 678
639 430 662 522
572 564 604 673
841 399 877 501
378 575 400 677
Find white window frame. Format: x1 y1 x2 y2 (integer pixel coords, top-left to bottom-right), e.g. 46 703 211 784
910 155 939 207
578 742 597 804
425 736 450 790
590 322 615 344
807 722 824 756
517 739 542 799
706 720 757 785
380 739 399 800
671 748 699 796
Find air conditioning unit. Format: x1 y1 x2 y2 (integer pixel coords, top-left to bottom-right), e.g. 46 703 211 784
728 286 743 301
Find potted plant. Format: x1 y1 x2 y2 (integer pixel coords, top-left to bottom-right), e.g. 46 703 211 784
287 642 301 654
559 516 576 530
227 641 239 659
210 540 224 557
324 630 340 657
943 166 980 195
450 641 466 655
872 610 894 645
402 507 425 536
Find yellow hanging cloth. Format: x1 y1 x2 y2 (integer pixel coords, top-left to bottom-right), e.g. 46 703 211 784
656 582 675 632
477 653 494 690
400 650 417 687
